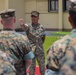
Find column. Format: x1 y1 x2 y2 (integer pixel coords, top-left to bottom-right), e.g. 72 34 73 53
58 0 63 31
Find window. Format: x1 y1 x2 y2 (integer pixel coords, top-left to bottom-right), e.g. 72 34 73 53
63 0 71 11
48 0 58 12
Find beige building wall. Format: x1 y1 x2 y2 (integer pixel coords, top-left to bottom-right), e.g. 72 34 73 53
0 0 25 29
25 0 58 29
63 12 72 29
0 0 8 29
0 0 72 30
0 0 5 10
25 0 71 30
9 0 25 29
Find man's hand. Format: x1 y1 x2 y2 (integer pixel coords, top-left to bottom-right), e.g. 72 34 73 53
25 60 32 70
19 19 28 30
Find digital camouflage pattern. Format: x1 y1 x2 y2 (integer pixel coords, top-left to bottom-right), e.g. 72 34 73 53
46 29 76 75
0 50 16 75
31 11 39 17
0 9 15 18
25 23 45 75
0 30 33 75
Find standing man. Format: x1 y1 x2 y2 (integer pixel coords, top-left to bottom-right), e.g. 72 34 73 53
19 11 46 75
0 9 34 75
46 0 76 75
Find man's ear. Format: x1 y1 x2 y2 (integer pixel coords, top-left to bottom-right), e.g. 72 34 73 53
38 16 39 20
68 15 72 23
1 20 3 25
68 15 75 28
14 17 16 23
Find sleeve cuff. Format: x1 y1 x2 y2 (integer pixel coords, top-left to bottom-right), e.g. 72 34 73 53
24 51 34 60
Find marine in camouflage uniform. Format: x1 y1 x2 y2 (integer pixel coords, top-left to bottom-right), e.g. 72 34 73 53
46 0 76 75
27 23 45 75
20 11 46 75
0 50 16 75
0 9 34 75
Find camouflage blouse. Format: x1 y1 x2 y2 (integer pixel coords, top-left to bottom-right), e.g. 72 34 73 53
0 30 34 75
46 29 76 75
0 50 16 75
25 23 45 52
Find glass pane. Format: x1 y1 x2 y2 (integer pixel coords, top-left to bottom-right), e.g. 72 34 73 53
66 0 70 10
51 1 55 10
55 1 58 10
48 0 58 11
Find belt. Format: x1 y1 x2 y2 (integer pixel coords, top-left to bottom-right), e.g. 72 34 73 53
46 64 59 72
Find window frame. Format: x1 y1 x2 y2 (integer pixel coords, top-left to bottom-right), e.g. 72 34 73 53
48 0 58 12
63 0 71 12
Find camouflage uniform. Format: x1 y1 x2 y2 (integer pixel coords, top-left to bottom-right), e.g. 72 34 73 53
0 30 34 75
25 23 45 75
0 30 35 75
46 29 76 75
46 0 76 75
0 9 34 75
0 50 16 75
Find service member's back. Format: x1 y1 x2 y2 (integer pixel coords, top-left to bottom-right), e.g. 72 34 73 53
0 9 34 75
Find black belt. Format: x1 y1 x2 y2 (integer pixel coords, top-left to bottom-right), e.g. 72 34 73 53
46 64 59 72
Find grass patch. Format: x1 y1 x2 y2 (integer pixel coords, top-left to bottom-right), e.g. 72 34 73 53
36 31 70 65
43 36 60 56
51 31 70 36
36 36 60 65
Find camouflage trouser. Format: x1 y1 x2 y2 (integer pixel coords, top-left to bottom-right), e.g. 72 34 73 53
29 48 45 75
45 69 59 75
